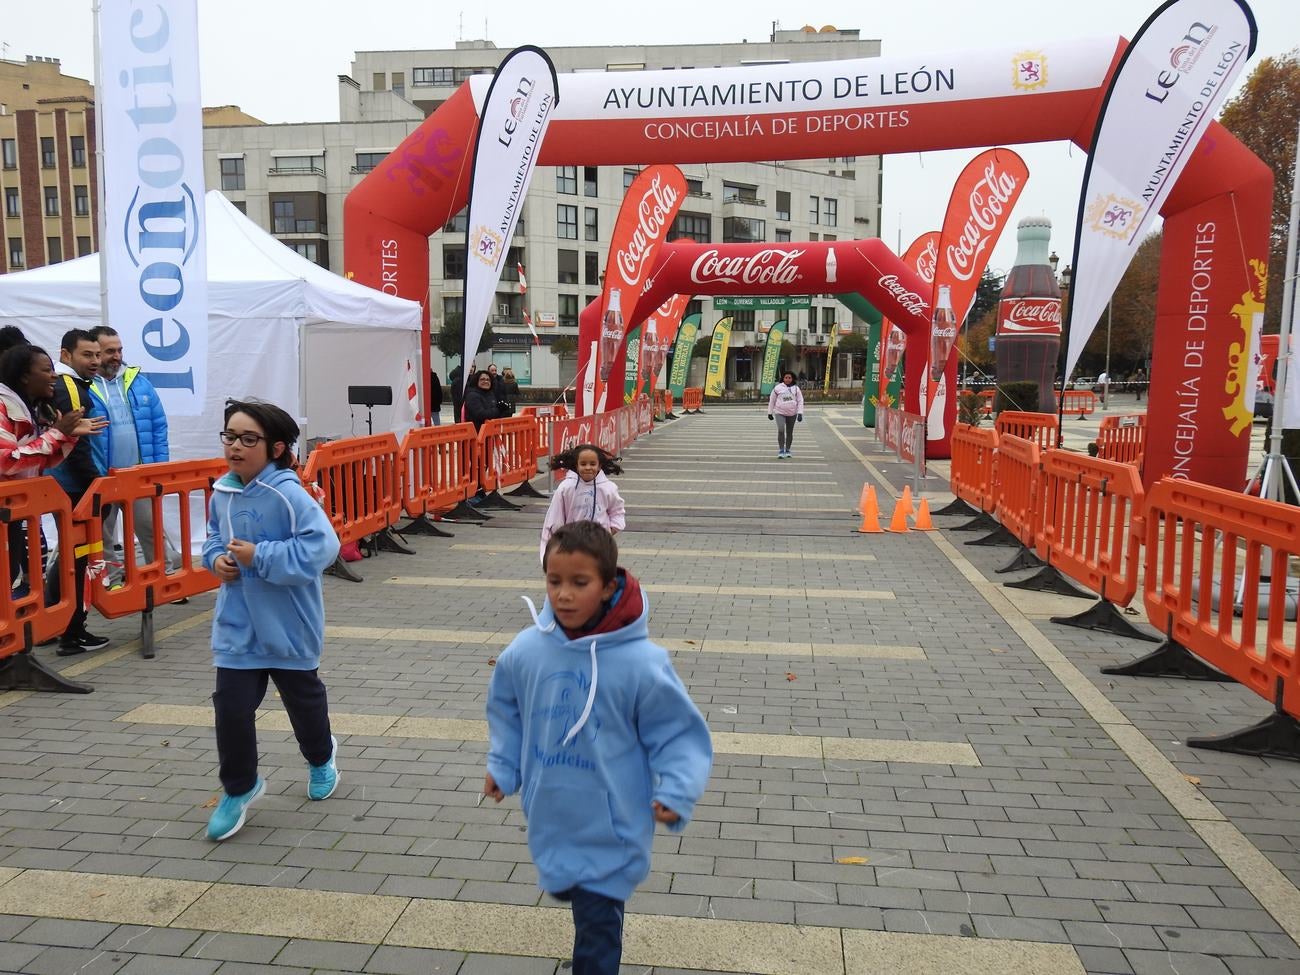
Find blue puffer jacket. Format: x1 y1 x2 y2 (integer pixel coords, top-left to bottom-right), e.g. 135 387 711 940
88 366 169 473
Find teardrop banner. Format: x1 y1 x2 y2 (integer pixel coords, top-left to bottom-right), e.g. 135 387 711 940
759 319 789 396
668 314 701 399
927 149 1029 458
881 232 938 424
623 326 642 403
703 317 733 398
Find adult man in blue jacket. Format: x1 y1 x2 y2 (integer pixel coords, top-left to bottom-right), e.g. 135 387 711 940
88 326 180 586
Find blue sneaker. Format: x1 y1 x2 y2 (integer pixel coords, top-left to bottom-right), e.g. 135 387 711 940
308 736 339 800
206 778 266 841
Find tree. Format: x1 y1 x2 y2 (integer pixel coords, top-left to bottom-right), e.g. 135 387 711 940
549 335 578 358
968 268 1005 327
958 304 997 375
1077 231 1162 374
1219 48 1300 332
435 313 495 359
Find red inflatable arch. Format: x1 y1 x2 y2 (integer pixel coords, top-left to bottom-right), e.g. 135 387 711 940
345 35 1271 489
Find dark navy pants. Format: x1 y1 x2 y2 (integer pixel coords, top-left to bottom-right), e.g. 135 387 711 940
213 667 332 796
556 887 625 975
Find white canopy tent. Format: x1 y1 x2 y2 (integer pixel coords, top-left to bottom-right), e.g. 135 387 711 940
0 191 422 460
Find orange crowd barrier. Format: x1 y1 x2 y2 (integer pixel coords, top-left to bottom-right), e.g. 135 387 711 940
0 476 85 692
989 434 1043 551
682 387 704 413
1118 478 1300 758
398 422 478 534
76 458 227 657
1060 389 1098 417
478 416 540 496
995 410 1059 451
657 390 675 419
520 405 568 469
978 389 996 416
303 432 404 542
948 424 999 516
1096 413 1147 468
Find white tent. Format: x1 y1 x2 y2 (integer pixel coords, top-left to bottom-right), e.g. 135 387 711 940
0 191 422 461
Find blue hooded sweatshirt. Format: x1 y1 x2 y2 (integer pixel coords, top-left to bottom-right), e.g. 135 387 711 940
486 576 713 902
202 463 340 671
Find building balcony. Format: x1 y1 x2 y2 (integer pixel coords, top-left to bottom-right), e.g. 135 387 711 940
721 196 766 216
268 165 326 177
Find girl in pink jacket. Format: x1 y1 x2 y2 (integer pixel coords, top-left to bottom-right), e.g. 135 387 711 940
540 444 626 562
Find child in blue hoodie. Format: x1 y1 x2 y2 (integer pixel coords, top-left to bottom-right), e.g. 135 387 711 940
202 400 342 841
484 521 712 975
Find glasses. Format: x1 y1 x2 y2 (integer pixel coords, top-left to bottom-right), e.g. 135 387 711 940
219 431 266 448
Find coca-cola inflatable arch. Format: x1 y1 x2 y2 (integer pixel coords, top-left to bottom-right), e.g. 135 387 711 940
345 35 1270 489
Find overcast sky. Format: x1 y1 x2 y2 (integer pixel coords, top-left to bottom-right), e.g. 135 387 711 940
3 0 1297 276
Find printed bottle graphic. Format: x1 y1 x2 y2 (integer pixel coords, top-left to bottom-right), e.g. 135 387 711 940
883 325 906 378
929 284 957 382
825 247 837 285
599 289 624 382
996 217 1062 412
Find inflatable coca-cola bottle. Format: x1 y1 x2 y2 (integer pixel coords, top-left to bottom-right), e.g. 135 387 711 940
996 217 1062 413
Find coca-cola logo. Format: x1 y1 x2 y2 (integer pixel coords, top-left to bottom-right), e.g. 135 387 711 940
615 174 681 287
690 248 805 286
944 160 1019 282
915 238 938 285
878 274 927 317
998 297 1062 335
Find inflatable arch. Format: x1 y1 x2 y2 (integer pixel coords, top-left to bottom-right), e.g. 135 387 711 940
344 35 1271 489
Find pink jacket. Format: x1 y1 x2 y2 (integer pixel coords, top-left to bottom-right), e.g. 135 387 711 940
0 384 75 479
768 381 804 417
539 470 626 561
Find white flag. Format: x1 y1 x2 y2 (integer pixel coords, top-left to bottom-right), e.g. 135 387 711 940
462 47 557 370
1063 0 1256 379
98 0 208 415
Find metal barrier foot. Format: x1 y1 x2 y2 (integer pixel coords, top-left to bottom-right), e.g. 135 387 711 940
446 501 491 521
950 511 999 533
966 525 1022 548
663 412 678 420
0 649 93 694
996 548 1045 574
1005 564 1094 599
933 498 980 518
506 480 547 499
1101 638 1234 681
141 609 155 660
325 555 364 583
1052 600 1162 643
478 491 522 511
399 515 454 538
1187 681 1300 762
375 528 416 555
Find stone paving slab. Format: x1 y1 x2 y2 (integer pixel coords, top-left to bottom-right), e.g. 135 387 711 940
0 404 1294 973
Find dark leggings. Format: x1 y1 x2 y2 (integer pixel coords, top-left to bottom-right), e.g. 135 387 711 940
213 667 333 796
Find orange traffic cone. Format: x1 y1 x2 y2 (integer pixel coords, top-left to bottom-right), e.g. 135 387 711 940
886 492 911 533
858 486 882 533
858 483 872 514
913 497 935 531
900 485 915 516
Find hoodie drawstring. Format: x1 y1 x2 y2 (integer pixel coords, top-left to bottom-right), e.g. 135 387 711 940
521 595 557 633
563 639 599 747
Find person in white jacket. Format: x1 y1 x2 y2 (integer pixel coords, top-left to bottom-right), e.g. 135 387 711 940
540 444 626 562
767 371 804 458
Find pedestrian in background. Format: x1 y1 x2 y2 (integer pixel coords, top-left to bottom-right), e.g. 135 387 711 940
767 370 804 459
539 443 625 562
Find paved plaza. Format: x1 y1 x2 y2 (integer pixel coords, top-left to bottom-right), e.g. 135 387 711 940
0 403 1296 974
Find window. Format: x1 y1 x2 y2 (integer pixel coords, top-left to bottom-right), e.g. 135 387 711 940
288 240 330 267
685 177 707 198
775 228 791 243
559 294 579 328
372 72 386 90
732 310 756 332
670 212 710 244
8 238 22 267
722 216 764 243
823 197 838 227
70 135 86 168
273 199 293 233
391 71 405 98
47 236 62 264
584 207 598 241
77 236 92 257
722 181 758 203
41 137 55 168
734 355 754 384
270 154 324 176
44 186 59 216
557 204 577 239
74 185 88 216
585 251 600 286
454 66 494 83
809 195 820 225
583 167 597 197
4 187 17 218
809 232 819 242
444 206 468 233
443 245 466 280
231 200 247 214
557 248 579 285
556 166 577 195
269 192 327 234
822 307 838 330
353 151 387 173
776 191 791 221
220 157 245 190
623 169 638 190
822 233 836 242
443 295 465 323
1 139 15 169
413 67 453 85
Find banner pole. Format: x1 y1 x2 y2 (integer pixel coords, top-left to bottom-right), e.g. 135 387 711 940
91 1 109 326
1262 120 1300 503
